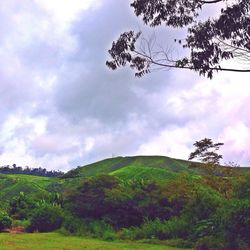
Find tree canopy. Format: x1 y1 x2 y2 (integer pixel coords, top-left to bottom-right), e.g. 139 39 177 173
189 138 224 165
107 0 250 78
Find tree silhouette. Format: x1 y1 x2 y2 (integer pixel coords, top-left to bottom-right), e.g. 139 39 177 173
189 138 224 165
107 0 250 78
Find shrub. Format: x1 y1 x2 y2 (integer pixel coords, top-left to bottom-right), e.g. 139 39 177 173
63 216 84 235
27 205 64 232
223 199 250 248
184 186 223 223
120 216 190 240
9 192 37 219
87 220 115 240
12 219 31 229
192 219 217 239
0 211 12 231
63 217 115 240
233 173 250 199
194 236 225 250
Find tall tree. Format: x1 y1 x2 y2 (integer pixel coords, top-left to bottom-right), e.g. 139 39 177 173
107 0 250 78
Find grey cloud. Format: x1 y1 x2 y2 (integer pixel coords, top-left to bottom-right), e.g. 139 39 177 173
52 0 188 128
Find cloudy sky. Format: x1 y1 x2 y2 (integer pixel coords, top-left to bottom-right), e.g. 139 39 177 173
0 0 249 171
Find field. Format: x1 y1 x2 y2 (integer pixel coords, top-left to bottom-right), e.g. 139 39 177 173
0 233 190 250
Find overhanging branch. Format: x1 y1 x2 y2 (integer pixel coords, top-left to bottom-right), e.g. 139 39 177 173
134 50 250 73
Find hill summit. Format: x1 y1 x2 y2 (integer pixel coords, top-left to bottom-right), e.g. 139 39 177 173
62 155 203 181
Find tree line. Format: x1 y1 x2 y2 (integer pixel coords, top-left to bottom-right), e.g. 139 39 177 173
0 164 63 177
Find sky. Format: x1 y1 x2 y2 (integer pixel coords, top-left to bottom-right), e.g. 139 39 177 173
0 0 249 171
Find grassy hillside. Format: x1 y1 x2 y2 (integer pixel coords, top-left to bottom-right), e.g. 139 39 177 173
62 155 204 182
0 155 247 200
0 174 59 207
0 155 247 204
63 155 249 183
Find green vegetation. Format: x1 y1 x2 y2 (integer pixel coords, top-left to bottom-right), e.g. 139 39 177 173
62 155 203 181
0 154 249 249
0 211 12 231
27 205 64 232
107 0 250 78
0 173 66 210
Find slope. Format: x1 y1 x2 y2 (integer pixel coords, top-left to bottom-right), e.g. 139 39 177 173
0 174 60 208
62 155 204 182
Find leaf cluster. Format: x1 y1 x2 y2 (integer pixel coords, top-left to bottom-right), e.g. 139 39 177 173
189 138 224 166
107 0 250 78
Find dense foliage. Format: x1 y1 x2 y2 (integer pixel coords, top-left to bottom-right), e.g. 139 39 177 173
27 205 64 232
107 0 250 78
0 155 249 249
62 172 250 249
0 211 12 231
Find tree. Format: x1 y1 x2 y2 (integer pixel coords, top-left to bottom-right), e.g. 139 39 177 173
9 192 37 219
189 138 224 165
64 175 144 228
106 0 250 78
27 205 64 232
0 211 12 231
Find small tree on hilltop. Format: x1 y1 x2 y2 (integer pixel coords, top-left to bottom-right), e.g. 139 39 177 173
189 138 224 165
189 138 224 175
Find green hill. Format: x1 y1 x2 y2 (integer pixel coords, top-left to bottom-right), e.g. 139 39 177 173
62 155 205 182
0 155 248 206
62 155 250 183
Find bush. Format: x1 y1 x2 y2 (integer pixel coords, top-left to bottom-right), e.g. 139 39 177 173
9 192 37 220
63 216 84 235
63 217 115 240
0 211 12 231
191 219 217 239
87 220 115 240
184 187 223 223
120 216 190 240
27 205 64 232
194 236 225 250
223 199 250 248
12 219 31 229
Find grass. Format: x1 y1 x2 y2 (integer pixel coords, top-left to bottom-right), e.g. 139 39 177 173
0 174 59 206
110 165 177 182
62 155 250 184
5 174 55 189
63 156 201 180
0 232 191 250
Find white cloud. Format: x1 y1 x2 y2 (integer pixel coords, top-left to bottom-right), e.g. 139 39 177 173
34 0 101 29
